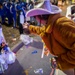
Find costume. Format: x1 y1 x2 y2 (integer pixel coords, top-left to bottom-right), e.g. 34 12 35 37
2 51 16 64
0 54 8 72
28 14 75 70
26 0 75 70
1 43 16 64
0 26 6 44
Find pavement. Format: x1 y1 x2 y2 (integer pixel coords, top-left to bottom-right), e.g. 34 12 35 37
2 36 52 75
2 36 74 75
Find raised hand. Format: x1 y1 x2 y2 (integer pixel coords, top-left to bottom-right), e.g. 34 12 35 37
23 22 30 34
23 22 29 29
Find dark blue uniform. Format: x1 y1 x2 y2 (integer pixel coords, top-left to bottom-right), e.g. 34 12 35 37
10 3 16 28
6 2 13 25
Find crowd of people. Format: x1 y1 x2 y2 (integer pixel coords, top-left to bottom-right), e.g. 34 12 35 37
0 1 35 34
0 1 35 74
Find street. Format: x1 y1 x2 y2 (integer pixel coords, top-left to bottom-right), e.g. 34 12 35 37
2 36 53 75
2 36 74 75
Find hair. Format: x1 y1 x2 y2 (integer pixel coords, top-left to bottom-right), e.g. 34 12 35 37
35 14 49 20
1 42 5 46
0 3 2 6
33 14 50 25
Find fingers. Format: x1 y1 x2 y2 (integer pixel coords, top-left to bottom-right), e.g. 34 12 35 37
23 25 28 28
23 22 29 29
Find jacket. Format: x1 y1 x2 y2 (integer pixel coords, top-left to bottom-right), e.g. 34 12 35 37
28 14 75 70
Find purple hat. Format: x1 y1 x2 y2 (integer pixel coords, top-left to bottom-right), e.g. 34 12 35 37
26 0 62 17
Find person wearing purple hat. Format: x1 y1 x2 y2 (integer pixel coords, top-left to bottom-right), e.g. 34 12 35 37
24 0 75 72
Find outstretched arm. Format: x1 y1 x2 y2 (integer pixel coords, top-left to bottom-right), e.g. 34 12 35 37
29 25 46 35
23 23 46 35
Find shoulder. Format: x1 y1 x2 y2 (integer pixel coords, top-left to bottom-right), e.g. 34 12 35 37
56 17 73 24
55 17 75 29
54 17 75 38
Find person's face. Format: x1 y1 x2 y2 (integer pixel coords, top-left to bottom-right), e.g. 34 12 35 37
0 5 2 9
35 16 47 25
2 42 6 47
